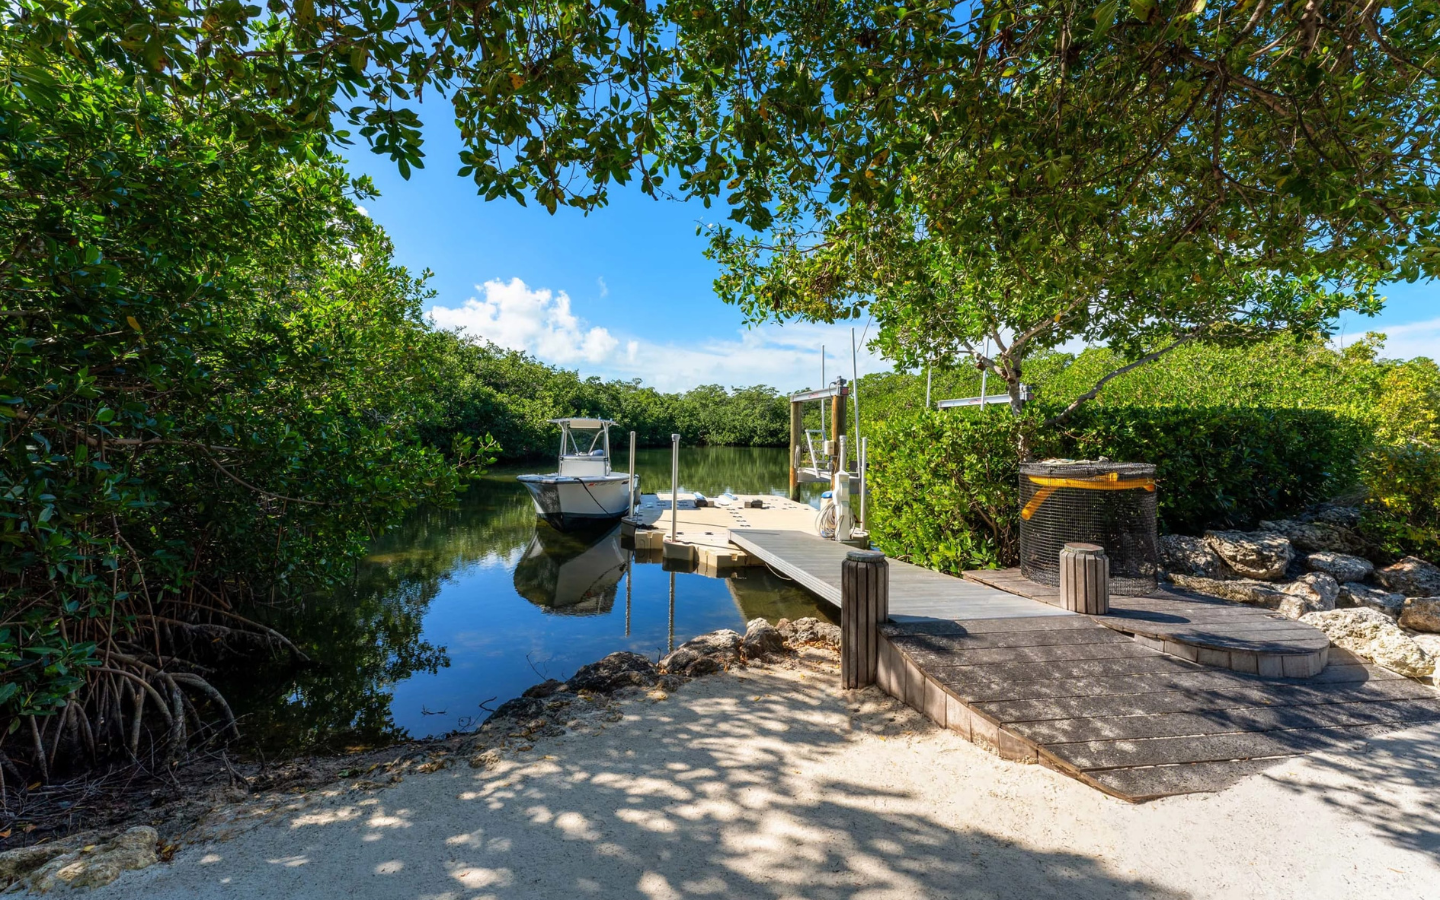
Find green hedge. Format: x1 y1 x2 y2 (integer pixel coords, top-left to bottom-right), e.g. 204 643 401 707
866 405 1366 572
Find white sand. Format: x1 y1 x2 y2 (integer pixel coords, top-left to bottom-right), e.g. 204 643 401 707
93 652 1440 899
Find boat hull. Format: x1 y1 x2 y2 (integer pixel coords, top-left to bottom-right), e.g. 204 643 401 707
517 474 637 532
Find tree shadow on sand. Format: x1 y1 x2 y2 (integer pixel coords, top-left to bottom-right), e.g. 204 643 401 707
122 669 1192 900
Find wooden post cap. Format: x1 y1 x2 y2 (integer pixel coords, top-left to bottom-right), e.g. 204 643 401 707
846 549 886 563
1063 542 1105 554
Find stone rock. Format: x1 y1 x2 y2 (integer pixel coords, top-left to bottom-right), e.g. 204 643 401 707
1204 530 1294 580
1399 597 1440 633
565 651 658 694
1168 574 1286 607
1159 534 1224 578
487 695 546 725
1338 583 1406 618
741 618 785 659
1277 573 1340 619
522 679 566 699
1300 608 1436 679
1304 551 1373 584
468 748 504 770
0 845 69 884
30 827 159 892
784 617 842 647
1258 518 1366 555
659 629 742 676
1376 556 1440 598
1312 504 1362 529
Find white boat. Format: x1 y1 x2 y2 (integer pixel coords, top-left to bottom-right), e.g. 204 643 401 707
513 524 627 615
517 418 638 531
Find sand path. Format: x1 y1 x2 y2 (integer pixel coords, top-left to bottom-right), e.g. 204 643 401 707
92 652 1440 899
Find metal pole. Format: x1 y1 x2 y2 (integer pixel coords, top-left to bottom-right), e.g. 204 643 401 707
670 433 680 540
628 430 637 516
925 365 932 408
859 436 867 530
820 345 826 438
838 434 847 482
979 338 989 406
851 327 862 454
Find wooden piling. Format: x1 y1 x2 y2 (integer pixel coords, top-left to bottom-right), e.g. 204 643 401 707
841 548 888 689
789 398 803 500
1059 543 1109 614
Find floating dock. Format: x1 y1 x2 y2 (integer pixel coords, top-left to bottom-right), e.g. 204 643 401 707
711 527 1440 801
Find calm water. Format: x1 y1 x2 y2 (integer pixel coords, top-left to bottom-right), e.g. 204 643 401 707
219 446 835 755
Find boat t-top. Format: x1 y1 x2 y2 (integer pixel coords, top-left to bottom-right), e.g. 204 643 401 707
517 418 638 532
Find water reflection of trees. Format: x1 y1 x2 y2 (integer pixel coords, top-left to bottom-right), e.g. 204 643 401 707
219 481 539 755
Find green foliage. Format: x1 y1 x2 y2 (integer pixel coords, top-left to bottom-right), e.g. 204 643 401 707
866 338 1439 569
0 49 477 765
419 332 790 460
869 402 1366 571
866 409 1041 573
1061 406 1367 536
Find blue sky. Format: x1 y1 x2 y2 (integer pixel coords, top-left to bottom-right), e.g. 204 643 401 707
348 113 1438 393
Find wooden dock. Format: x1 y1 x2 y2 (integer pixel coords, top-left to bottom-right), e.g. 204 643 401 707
728 529 1440 801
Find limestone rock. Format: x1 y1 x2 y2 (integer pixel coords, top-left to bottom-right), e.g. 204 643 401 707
1159 534 1224 578
1300 608 1435 679
741 617 785 659
30 827 159 892
1258 518 1366 555
1304 551 1373 584
1312 505 1363 529
468 748 504 770
1168 574 1286 607
781 617 842 647
1399 597 1440 633
486 695 546 725
565 651 658 694
522 679 566 699
0 845 69 885
1338 583 1406 617
1278 573 1340 619
1376 556 1440 598
1204 530 1294 580
659 629 742 676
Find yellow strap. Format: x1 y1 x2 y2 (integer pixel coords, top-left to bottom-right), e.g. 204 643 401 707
1020 474 1156 520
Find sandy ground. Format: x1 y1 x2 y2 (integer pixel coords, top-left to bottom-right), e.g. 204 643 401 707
89 650 1440 900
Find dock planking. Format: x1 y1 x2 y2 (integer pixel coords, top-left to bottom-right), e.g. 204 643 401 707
725 529 1439 801
729 529 1071 621
882 614 1440 800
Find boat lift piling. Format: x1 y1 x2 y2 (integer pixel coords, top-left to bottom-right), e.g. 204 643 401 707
787 378 848 501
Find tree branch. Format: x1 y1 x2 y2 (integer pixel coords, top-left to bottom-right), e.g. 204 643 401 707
1042 330 1202 427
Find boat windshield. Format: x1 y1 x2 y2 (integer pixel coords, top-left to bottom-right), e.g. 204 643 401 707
561 425 607 458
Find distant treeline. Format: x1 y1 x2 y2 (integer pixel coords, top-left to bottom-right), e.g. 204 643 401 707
418 331 791 460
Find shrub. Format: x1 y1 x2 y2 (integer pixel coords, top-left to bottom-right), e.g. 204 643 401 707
867 405 1366 570
1361 444 1440 562
1062 406 1367 535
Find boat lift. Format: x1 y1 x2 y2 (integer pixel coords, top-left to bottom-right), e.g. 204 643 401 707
788 377 849 498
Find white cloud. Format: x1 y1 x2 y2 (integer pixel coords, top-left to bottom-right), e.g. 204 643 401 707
597 276 609 299
428 277 897 391
429 278 619 365
355 205 369 218
1370 317 1440 361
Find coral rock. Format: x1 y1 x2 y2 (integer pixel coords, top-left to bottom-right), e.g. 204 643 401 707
30 827 159 892
1399 597 1440 634
1376 556 1440 598
1259 519 1367 555
1300 608 1435 679
1338 583 1406 618
1169 574 1286 607
1159 534 1224 578
565 651 659 694
741 618 786 659
1304 551 1374 584
1277 573 1340 619
1204 530 1294 580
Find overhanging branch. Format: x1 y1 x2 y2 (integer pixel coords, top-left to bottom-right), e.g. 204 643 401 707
1042 330 1203 428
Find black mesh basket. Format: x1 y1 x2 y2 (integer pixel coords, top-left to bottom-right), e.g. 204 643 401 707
1018 460 1159 596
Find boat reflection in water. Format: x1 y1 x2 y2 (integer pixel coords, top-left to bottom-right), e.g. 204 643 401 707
513 523 629 616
